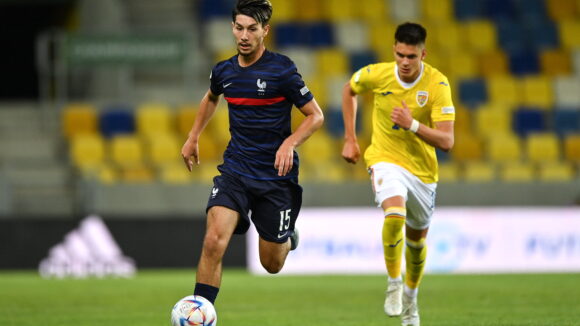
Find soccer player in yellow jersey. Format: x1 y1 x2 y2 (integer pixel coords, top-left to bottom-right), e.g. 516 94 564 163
341 22 455 326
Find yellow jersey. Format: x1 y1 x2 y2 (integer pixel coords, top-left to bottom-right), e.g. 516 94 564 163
350 61 455 183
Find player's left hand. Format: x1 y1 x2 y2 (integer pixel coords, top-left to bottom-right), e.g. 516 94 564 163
275 141 294 176
391 100 413 130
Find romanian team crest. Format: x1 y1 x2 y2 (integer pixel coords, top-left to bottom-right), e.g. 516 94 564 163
416 91 429 107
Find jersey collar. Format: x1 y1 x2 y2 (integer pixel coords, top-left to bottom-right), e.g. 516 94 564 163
394 62 424 89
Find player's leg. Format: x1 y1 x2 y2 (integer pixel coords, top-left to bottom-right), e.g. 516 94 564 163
381 196 406 317
194 206 240 303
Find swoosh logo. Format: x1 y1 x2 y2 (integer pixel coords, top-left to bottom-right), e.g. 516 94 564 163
388 239 402 248
381 91 393 96
277 232 288 239
439 81 448 86
223 82 232 88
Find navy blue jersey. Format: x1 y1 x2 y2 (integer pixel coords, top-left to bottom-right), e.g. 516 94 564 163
209 50 314 180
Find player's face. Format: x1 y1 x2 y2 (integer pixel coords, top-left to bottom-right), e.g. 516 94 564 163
233 14 269 57
393 42 426 83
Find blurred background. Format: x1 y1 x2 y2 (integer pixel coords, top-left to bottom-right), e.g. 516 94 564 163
1 0 580 270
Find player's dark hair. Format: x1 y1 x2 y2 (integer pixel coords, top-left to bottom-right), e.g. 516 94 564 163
394 22 427 46
232 0 273 26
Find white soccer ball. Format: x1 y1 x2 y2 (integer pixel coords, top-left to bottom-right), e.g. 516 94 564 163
171 295 217 326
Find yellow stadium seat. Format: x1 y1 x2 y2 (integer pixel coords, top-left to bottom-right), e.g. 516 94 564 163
478 50 509 77
196 161 221 185
70 134 106 171
559 21 580 49
521 76 554 109
540 49 572 76
432 23 463 53
369 22 397 61
422 0 452 21
159 162 192 184
465 20 497 53
268 0 296 22
463 162 496 182
564 134 580 162
445 52 478 79
316 49 348 77
487 75 521 107
547 0 578 20
136 103 173 137
500 162 535 182
110 135 144 168
176 105 196 137
526 133 561 163
453 106 471 135
299 132 338 165
294 0 323 21
147 133 181 166
424 51 448 76
62 103 98 139
304 77 328 110
474 106 513 140
207 107 231 147
356 0 389 22
97 163 118 184
322 0 356 22
120 164 155 183
487 134 522 163
450 133 483 162
438 162 460 182
538 162 575 182
197 132 222 162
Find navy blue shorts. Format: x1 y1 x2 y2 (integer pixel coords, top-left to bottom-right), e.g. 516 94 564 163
206 171 303 243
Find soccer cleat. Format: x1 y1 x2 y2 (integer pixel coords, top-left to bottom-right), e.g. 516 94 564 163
289 229 299 251
384 279 403 316
401 292 420 326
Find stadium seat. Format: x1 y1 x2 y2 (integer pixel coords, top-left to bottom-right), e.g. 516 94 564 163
110 135 144 168
540 49 572 76
513 108 546 136
136 103 173 137
464 20 497 53
500 162 535 182
478 50 509 77
70 134 106 171
450 133 483 162
446 52 478 80
350 51 378 73
485 0 517 21
316 49 348 77
62 103 98 139
458 78 487 108
304 77 328 110
553 110 580 137
422 0 452 21
322 0 356 22
453 106 472 135
274 23 304 48
147 133 181 166
497 19 527 53
159 162 192 184
432 22 463 53
475 106 513 140
206 18 235 53
390 0 420 21
508 50 540 76
538 162 575 182
176 105 196 137
268 0 296 22
546 0 578 20
487 134 522 162
356 0 389 22
564 134 580 162
306 22 335 47
559 21 580 49
487 75 520 107
521 76 554 110
294 0 324 21
453 0 486 21
438 162 460 182
284 47 317 79
369 22 397 61
119 164 155 183
526 133 561 163
553 77 580 109
519 0 548 21
198 0 230 20
526 20 559 51
197 131 222 162
99 106 135 138
463 162 496 182
299 132 337 165
333 21 370 53
573 49 580 75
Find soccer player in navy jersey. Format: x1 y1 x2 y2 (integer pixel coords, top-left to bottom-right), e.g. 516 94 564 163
181 0 324 305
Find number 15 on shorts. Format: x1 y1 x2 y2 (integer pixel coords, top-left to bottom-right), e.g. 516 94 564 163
279 209 291 234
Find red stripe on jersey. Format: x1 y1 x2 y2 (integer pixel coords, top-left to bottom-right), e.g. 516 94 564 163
225 96 286 106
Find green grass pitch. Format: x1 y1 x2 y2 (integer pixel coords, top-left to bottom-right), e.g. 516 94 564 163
1 269 579 325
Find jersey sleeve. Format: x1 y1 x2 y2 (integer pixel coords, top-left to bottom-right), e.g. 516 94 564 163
280 64 314 108
349 64 375 94
209 65 223 96
430 76 455 122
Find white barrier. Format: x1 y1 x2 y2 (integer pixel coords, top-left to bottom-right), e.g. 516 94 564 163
247 207 580 274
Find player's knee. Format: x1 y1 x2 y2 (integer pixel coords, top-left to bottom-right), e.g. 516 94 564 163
260 257 284 274
202 231 229 258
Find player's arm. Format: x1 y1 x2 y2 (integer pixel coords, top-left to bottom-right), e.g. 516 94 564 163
341 82 361 164
391 101 454 152
181 90 221 171
275 99 324 176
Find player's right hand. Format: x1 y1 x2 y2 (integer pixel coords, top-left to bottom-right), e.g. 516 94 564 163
342 140 360 164
181 138 200 172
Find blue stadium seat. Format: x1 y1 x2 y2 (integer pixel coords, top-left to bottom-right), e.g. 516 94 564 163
100 106 135 138
525 20 559 51
324 107 361 138
453 0 485 21
274 24 303 48
497 19 527 53
553 110 580 136
458 78 488 109
485 0 517 21
199 0 232 20
518 0 548 21
508 50 540 75
307 22 334 47
349 51 377 72
275 23 334 48
512 108 546 136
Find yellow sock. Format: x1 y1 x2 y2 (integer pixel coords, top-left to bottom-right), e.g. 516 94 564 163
382 207 406 279
405 237 427 289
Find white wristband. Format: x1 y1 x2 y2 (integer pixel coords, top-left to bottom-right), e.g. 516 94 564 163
409 119 420 133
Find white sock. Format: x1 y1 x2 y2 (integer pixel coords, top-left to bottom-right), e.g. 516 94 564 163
388 276 402 283
404 284 418 298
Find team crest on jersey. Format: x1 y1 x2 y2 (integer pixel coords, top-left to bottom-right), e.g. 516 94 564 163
416 91 429 107
257 79 267 95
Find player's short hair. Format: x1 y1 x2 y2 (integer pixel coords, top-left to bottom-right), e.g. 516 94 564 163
232 0 273 26
394 22 427 46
